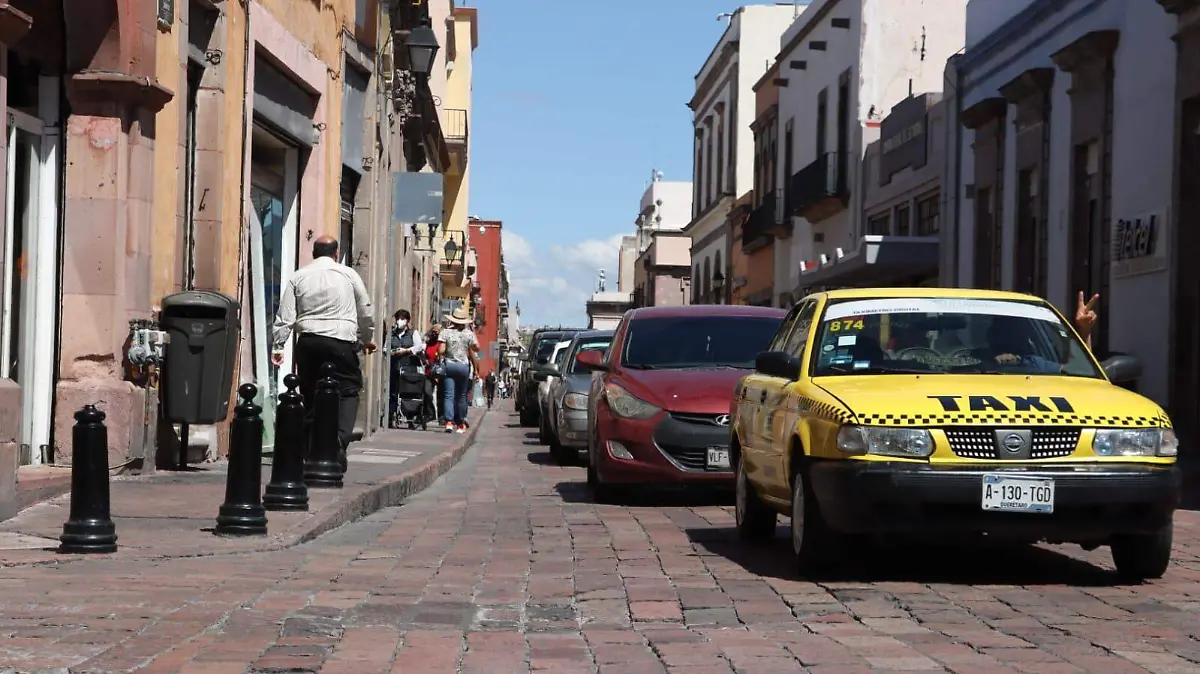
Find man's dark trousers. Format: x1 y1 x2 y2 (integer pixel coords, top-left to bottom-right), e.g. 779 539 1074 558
295 333 362 471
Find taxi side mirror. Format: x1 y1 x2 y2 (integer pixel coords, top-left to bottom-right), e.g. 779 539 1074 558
1101 353 1141 386
755 350 801 380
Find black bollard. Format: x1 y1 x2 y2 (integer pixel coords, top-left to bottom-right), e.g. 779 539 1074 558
304 362 344 488
215 384 268 536
59 405 118 554
263 374 309 511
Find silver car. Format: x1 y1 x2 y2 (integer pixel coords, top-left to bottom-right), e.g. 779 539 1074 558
544 330 613 465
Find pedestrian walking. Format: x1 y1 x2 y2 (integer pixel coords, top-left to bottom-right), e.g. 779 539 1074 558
388 309 424 428
484 371 497 409
272 235 375 470
424 324 444 422
438 307 481 434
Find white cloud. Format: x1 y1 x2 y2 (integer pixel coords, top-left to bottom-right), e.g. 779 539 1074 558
500 229 625 327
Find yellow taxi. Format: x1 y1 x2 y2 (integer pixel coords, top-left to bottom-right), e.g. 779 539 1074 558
731 287 1180 580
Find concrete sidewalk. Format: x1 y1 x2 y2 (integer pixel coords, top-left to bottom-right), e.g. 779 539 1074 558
0 408 486 565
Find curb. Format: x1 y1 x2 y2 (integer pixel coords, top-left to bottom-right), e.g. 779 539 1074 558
0 410 488 567
293 410 486 545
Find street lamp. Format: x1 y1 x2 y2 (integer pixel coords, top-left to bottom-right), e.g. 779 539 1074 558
405 19 440 76
712 269 725 305
443 237 459 262
410 222 440 250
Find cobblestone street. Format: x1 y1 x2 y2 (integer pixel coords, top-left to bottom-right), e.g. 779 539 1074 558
2 404 1200 673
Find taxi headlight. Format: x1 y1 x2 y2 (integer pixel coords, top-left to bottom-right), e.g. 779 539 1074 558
836 426 933 458
1092 428 1177 457
563 392 588 410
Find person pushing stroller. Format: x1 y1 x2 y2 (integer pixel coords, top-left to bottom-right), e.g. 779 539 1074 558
388 310 428 429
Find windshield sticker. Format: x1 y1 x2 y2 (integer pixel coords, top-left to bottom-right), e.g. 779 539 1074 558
928 394 1074 413
830 355 853 365
852 361 869 370
825 298 1061 323
828 317 865 332
822 344 834 352
837 335 857 347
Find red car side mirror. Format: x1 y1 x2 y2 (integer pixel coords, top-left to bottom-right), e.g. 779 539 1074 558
575 349 607 371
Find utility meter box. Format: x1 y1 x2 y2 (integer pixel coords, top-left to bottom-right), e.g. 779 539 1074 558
160 291 240 424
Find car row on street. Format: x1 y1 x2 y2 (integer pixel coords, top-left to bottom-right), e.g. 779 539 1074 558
521 288 1181 581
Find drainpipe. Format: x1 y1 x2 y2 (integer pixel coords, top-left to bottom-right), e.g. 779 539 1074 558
944 52 964 288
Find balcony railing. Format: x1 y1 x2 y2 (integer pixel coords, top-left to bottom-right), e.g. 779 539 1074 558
742 189 790 249
790 151 849 223
444 108 467 144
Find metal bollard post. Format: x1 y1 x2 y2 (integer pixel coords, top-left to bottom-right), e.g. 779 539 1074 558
215 384 268 536
263 374 309 511
58 405 118 554
304 362 345 488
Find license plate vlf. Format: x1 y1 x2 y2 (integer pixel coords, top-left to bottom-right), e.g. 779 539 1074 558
706 446 730 471
981 474 1054 514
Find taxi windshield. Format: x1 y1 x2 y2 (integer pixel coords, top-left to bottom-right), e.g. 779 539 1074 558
810 297 1102 379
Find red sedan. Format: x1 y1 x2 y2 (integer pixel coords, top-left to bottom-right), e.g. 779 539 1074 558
575 304 787 502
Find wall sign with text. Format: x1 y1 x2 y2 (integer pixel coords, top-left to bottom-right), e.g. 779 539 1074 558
1112 210 1168 278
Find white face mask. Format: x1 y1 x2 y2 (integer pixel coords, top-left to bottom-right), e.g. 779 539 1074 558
396 319 408 329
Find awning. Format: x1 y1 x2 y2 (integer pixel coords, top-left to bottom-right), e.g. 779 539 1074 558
796 235 939 291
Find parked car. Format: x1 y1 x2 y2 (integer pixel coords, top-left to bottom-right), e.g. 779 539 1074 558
517 328 581 426
536 340 573 443
541 330 614 464
575 305 787 502
731 287 1179 580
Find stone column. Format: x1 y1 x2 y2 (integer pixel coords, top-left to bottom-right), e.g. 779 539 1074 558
56 0 173 464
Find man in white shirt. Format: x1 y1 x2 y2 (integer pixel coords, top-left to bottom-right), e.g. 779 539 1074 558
272 235 376 469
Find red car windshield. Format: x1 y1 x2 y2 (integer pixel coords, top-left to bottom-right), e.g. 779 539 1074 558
620 316 781 369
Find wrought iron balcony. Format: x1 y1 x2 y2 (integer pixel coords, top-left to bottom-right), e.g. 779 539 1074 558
444 108 468 169
742 189 789 250
790 151 849 223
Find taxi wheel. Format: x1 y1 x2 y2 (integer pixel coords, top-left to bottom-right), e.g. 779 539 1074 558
1111 524 1173 581
538 415 550 444
790 471 841 574
520 405 538 427
735 453 776 542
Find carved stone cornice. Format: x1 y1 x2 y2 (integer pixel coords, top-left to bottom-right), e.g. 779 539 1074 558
1050 30 1120 72
1159 0 1200 14
960 97 1007 129
0 3 32 44
999 67 1055 102
66 72 174 113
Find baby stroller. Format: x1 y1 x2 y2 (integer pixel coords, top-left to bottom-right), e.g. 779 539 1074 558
393 365 430 430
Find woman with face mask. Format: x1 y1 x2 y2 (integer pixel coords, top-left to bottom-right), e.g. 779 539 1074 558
388 310 424 427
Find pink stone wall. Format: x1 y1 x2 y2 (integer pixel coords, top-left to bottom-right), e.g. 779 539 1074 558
56 105 157 465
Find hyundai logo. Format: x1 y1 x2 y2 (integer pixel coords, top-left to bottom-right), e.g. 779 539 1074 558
1001 433 1025 453
714 414 730 427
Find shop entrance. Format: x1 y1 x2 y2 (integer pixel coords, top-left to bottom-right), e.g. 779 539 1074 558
1 59 59 466
248 124 299 455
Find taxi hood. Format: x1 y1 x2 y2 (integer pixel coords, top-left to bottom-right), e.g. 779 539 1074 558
813 374 1170 427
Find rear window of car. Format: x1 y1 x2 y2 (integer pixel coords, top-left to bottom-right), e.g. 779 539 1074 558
621 315 782 369
569 338 612 374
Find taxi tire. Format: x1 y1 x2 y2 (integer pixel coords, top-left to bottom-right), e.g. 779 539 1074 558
790 470 842 574
1111 524 1173 581
735 453 775 542
538 415 550 444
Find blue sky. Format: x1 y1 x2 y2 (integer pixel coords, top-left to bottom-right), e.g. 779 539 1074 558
467 0 749 327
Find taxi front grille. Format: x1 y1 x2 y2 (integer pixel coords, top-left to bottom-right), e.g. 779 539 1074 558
944 427 1081 460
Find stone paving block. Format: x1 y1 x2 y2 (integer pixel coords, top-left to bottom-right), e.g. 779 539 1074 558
1 405 1200 672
